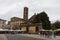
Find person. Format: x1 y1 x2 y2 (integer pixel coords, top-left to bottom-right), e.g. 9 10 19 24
54 31 56 38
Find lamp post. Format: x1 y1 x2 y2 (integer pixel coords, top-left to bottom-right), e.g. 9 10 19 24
51 25 56 39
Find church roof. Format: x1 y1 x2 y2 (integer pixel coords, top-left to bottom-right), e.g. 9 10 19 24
11 17 28 22
29 13 36 22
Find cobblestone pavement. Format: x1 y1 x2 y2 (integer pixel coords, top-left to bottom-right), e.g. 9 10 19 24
6 34 45 40
0 34 7 40
0 34 60 40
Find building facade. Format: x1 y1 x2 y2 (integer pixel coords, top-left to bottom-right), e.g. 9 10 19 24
0 19 6 29
8 17 28 30
8 7 42 33
20 23 42 33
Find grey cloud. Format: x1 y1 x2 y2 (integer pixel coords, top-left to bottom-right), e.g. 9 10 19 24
0 8 23 21
0 0 60 23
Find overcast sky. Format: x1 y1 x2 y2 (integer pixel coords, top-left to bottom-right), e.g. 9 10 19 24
0 0 60 23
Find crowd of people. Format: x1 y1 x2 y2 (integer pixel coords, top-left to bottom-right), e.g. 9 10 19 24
39 31 56 38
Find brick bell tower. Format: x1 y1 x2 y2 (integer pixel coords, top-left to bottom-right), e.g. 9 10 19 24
23 7 28 21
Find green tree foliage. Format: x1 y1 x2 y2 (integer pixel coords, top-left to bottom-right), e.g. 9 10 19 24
33 11 51 30
52 21 60 29
51 25 56 30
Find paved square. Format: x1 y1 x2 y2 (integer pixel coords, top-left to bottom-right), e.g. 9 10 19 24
0 34 60 40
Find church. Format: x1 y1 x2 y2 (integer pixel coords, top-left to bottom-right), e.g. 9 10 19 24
8 7 42 34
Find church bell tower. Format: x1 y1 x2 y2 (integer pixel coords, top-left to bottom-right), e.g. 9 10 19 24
23 7 28 21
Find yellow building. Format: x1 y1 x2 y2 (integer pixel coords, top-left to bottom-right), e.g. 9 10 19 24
20 23 42 33
8 17 28 30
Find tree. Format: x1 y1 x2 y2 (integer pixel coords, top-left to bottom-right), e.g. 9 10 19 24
33 11 51 30
52 21 60 29
51 25 56 30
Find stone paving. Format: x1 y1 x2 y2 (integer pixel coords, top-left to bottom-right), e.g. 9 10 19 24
0 34 60 40
6 34 45 40
0 34 7 40
18 34 60 40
